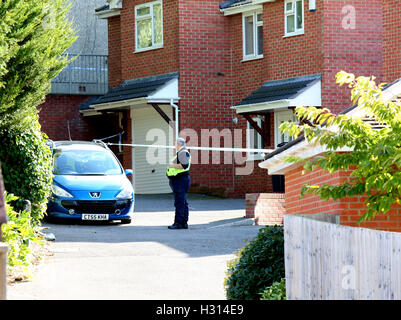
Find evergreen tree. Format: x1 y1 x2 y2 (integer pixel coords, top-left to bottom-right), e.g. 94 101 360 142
0 0 76 129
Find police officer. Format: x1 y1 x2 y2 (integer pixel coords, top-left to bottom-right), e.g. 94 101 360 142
166 138 191 229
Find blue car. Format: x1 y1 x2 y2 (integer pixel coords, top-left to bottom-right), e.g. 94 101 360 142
47 140 134 224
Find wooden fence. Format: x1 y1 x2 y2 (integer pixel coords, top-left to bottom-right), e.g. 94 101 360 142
284 214 401 300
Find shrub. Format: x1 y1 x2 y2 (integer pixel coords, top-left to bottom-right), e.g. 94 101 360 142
1 192 43 274
0 119 53 224
260 278 286 300
225 225 285 300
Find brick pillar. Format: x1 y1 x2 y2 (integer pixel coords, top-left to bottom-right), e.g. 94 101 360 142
246 193 285 226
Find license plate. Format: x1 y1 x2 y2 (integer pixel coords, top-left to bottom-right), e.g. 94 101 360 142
82 214 109 221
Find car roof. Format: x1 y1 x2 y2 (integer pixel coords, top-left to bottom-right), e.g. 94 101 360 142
54 141 109 151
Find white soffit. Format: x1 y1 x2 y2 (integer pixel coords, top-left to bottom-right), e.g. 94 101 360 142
221 0 276 16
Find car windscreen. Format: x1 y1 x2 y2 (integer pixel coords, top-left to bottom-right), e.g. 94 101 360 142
53 149 123 175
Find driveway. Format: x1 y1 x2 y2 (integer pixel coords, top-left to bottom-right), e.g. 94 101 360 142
7 194 262 300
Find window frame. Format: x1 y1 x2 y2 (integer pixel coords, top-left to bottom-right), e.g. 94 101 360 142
246 117 265 161
284 0 304 37
274 110 297 148
242 10 264 61
135 0 163 53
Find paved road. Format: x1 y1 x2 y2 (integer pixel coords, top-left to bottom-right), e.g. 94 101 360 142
7 194 262 300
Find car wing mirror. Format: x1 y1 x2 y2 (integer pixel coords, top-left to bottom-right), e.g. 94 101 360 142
125 169 133 176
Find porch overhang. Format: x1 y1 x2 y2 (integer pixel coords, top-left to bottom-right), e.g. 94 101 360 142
220 0 276 16
95 0 122 19
232 74 322 115
80 72 180 115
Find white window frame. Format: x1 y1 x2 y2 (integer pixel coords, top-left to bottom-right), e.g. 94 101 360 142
135 0 163 53
274 110 297 148
242 10 264 61
284 0 304 37
246 117 265 161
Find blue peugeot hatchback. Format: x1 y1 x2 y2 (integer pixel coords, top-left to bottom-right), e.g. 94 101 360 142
47 140 134 224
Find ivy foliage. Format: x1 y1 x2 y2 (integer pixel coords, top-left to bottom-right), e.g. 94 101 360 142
0 0 76 130
260 278 286 300
0 120 53 224
280 71 401 222
1 192 43 271
225 226 285 300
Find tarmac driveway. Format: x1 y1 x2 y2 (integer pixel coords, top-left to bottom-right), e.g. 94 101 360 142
7 194 262 300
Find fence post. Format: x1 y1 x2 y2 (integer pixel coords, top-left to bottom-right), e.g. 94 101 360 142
0 165 8 300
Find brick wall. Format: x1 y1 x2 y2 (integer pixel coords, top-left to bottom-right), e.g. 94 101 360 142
230 0 324 106
246 193 285 226
285 161 401 232
382 0 401 83
177 0 275 197
108 16 122 88
119 0 179 81
321 0 383 114
39 95 96 141
39 94 121 144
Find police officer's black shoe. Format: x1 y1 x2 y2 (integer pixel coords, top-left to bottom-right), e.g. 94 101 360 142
168 223 183 230
168 222 188 230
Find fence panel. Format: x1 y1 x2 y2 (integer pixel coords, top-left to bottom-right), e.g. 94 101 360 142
284 214 401 300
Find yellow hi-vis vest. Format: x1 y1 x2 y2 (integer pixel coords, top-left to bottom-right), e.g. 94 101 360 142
166 149 191 177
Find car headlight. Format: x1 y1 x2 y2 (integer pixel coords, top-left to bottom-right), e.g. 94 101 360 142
52 184 74 198
116 186 133 199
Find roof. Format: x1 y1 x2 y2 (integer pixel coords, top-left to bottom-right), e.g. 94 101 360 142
259 76 401 173
95 5 110 13
235 74 321 107
262 98 358 162
90 72 179 106
219 0 251 10
80 96 101 111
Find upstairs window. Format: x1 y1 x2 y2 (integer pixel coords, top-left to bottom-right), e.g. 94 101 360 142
135 0 163 52
243 11 263 60
284 0 304 36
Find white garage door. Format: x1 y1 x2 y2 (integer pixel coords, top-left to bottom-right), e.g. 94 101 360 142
131 106 174 194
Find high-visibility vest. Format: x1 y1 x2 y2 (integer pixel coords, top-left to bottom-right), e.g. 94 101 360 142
166 149 191 177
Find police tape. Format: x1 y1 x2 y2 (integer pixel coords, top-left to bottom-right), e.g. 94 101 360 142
106 143 274 154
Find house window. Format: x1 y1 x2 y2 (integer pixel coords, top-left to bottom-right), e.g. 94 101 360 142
246 117 265 160
284 0 304 36
135 0 163 52
243 11 263 60
274 110 296 147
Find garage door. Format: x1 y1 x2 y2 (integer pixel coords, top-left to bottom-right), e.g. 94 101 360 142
131 106 174 194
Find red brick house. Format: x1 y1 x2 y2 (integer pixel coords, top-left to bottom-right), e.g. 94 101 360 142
254 0 401 231
76 0 384 197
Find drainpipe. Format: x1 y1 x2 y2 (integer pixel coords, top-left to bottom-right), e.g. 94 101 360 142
170 99 179 141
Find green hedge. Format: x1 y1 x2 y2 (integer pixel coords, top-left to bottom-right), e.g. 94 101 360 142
225 225 285 300
0 120 53 224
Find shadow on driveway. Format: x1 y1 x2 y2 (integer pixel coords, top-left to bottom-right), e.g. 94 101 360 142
134 193 245 212
42 194 259 258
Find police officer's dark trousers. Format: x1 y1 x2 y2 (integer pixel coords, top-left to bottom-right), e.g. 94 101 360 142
169 175 191 225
